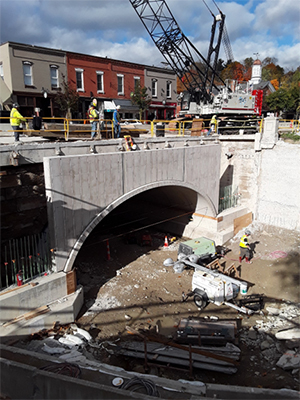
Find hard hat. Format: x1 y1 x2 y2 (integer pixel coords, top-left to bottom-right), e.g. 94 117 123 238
132 144 137 150
13 102 19 108
116 105 121 109
92 99 97 106
245 229 251 235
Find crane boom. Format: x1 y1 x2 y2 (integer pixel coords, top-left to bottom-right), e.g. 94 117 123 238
129 0 225 104
130 0 263 123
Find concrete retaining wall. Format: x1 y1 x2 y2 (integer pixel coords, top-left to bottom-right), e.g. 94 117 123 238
256 141 300 230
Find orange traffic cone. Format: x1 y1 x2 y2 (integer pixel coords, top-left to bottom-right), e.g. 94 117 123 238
164 236 168 247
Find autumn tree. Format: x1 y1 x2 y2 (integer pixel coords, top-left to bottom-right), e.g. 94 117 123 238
266 69 300 116
54 74 79 118
130 82 152 120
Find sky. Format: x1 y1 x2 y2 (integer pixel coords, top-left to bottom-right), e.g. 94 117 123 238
0 0 299 72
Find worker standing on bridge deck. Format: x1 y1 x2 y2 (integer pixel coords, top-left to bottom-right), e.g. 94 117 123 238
10 103 26 143
207 115 218 136
89 99 99 139
239 229 252 264
113 105 121 138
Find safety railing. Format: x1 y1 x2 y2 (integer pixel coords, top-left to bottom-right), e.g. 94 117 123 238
1 231 54 291
2 115 298 140
278 119 300 134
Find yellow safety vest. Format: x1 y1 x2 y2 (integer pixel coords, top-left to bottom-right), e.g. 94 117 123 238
89 107 98 122
239 234 249 248
10 108 26 126
210 116 217 126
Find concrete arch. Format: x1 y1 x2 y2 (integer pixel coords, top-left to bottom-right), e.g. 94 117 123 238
64 181 216 272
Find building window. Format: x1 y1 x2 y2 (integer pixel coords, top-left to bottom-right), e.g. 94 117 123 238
166 81 171 98
75 68 84 91
23 61 33 86
152 79 157 97
134 76 140 89
117 74 124 95
96 71 104 93
50 65 59 88
0 63 3 80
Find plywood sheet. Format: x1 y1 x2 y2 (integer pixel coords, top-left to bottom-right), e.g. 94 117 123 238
66 270 77 295
234 212 252 235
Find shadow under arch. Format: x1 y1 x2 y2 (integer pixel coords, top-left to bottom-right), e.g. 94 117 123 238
64 181 217 272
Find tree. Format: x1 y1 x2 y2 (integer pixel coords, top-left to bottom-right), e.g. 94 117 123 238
54 74 79 118
130 82 152 120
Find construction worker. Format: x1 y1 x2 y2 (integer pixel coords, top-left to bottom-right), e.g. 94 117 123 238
113 105 121 138
10 103 26 143
88 99 99 139
239 229 252 264
207 114 218 136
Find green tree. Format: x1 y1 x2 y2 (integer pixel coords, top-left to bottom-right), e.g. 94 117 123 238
54 74 79 118
130 82 151 120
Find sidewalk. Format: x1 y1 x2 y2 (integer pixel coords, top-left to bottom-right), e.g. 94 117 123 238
0 125 49 144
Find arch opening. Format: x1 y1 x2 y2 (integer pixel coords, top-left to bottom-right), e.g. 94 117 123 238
72 184 211 300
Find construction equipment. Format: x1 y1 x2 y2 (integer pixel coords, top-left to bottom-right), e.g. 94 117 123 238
165 237 254 314
129 0 263 132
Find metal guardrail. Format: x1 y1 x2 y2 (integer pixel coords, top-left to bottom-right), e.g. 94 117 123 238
1 116 299 140
1 232 54 291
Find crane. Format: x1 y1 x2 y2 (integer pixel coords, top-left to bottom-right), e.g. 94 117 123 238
129 0 263 131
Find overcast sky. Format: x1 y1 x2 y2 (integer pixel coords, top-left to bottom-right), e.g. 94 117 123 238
0 0 299 72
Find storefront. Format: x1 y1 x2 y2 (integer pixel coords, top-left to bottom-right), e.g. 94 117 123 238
146 101 177 121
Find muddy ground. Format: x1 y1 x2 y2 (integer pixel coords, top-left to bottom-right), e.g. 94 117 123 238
74 222 300 391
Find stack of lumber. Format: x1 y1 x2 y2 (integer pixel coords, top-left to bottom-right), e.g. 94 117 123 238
191 118 204 136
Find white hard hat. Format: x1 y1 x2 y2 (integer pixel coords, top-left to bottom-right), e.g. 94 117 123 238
245 229 251 235
116 105 121 109
132 144 137 150
92 99 97 106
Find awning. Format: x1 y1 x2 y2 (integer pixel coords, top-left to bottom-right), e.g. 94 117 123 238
113 99 139 112
103 100 117 112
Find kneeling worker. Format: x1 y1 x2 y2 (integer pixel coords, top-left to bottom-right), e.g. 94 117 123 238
239 229 252 264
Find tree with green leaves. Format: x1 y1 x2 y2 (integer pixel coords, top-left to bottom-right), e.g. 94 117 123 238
54 74 79 118
266 70 300 117
130 82 151 120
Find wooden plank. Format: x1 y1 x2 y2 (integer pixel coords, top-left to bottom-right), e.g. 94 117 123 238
66 270 77 295
233 212 252 235
0 282 37 297
3 305 49 327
